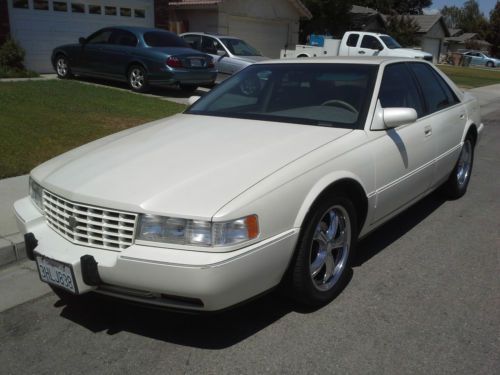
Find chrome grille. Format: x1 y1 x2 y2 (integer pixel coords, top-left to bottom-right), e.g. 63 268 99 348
42 190 137 251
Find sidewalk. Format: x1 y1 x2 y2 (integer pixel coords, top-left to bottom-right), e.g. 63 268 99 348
1 84 499 269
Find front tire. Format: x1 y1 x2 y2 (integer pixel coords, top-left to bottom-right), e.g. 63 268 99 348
55 55 72 79
444 136 474 199
290 194 358 307
128 65 149 93
486 61 494 68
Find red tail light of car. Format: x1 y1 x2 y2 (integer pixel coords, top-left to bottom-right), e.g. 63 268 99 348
166 57 183 68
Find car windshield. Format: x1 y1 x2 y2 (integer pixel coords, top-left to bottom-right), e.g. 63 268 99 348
143 31 189 48
187 63 378 129
380 35 402 49
220 38 261 56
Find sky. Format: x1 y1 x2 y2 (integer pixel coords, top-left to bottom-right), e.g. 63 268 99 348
425 0 497 18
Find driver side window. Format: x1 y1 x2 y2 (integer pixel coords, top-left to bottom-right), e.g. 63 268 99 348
201 36 223 54
361 35 383 50
379 63 424 118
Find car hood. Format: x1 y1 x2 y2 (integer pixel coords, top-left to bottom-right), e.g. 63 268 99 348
230 55 270 64
388 48 432 58
32 114 352 219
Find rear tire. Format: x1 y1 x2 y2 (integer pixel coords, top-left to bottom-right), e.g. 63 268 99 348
55 55 72 79
180 84 198 92
290 193 358 307
443 135 474 199
128 65 149 93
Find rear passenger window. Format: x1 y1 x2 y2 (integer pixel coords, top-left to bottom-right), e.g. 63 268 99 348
379 63 424 118
409 63 452 114
346 34 359 47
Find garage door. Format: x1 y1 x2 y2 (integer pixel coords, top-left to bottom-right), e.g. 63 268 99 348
421 37 441 64
8 0 154 73
228 16 288 59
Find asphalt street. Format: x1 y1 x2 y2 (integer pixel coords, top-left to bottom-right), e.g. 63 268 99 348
1 110 499 375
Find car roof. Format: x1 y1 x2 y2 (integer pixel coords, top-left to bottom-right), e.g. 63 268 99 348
254 56 427 66
111 26 175 34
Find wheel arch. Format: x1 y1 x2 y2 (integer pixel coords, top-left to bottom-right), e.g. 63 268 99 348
463 121 478 146
126 61 148 77
293 173 369 235
297 54 310 58
52 50 68 68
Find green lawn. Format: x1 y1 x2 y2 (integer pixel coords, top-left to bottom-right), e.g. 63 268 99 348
437 65 500 89
0 80 186 179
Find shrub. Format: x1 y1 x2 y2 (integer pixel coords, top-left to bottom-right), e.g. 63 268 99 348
0 37 26 70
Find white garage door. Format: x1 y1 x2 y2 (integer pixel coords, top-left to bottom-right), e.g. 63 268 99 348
421 37 441 64
228 16 288 59
8 0 154 73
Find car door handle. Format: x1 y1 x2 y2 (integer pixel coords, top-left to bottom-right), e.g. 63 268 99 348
358 51 365 55
424 126 432 137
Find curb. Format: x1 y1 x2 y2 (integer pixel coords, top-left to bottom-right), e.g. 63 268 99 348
0 234 26 268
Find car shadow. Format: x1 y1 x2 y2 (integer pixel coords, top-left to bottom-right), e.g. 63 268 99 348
56 191 446 349
354 190 447 267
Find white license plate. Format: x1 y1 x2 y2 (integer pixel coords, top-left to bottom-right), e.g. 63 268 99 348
36 256 78 294
190 59 202 67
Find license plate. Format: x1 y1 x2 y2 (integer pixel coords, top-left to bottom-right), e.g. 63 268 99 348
36 256 78 294
190 59 202 67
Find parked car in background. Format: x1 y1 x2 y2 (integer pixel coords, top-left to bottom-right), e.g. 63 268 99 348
52 26 217 92
180 32 269 75
281 31 433 61
15 57 482 312
463 51 500 68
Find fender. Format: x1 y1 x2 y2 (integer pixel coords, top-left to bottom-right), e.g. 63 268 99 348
293 170 369 229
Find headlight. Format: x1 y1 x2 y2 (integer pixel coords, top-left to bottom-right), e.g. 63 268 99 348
137 214 259 247
29 177 44 211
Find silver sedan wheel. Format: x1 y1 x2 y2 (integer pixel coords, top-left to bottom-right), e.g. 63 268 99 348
129 68 145 89
56 58 68 76
457 140 472 186
309 205 351 291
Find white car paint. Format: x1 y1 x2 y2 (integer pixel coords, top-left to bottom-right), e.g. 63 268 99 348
14 57 482 311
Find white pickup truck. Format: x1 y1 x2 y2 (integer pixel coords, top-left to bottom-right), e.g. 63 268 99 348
281 31 433 61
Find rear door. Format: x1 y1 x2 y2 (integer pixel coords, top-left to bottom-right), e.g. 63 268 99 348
408 62 465 186
104 29 139 78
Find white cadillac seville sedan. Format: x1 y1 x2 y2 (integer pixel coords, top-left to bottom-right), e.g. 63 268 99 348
14 57 483 311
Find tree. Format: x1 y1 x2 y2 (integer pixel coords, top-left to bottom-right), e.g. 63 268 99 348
459 0 489 39
357 0 432 14
441 5 462 29
488 1 500 57
385 14 422 46
300 0 354 41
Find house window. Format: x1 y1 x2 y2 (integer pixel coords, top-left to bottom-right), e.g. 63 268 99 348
134 9 145 18
34 0 49 10
13 0 29 9
89 5 101 14
53 1 68 11
71 3 85 13
120 8 132 17
105 6 117 16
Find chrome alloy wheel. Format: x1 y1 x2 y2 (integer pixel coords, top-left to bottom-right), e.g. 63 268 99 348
309 205 351 291
129 68 145 89
56 58 68 76
457 140 472 186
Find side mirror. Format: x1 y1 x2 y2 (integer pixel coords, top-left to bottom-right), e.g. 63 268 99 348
79 37 86 45
383 107 417 128
188 95 201 105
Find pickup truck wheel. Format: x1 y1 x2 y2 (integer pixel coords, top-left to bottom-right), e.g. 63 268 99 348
128 65 149 93
444 136 474 199
290 195 357 307
55 55 72 79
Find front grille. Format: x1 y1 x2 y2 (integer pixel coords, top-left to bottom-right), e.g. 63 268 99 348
42 190 137 251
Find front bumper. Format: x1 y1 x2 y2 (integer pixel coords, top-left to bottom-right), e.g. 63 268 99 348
14 197 298 311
